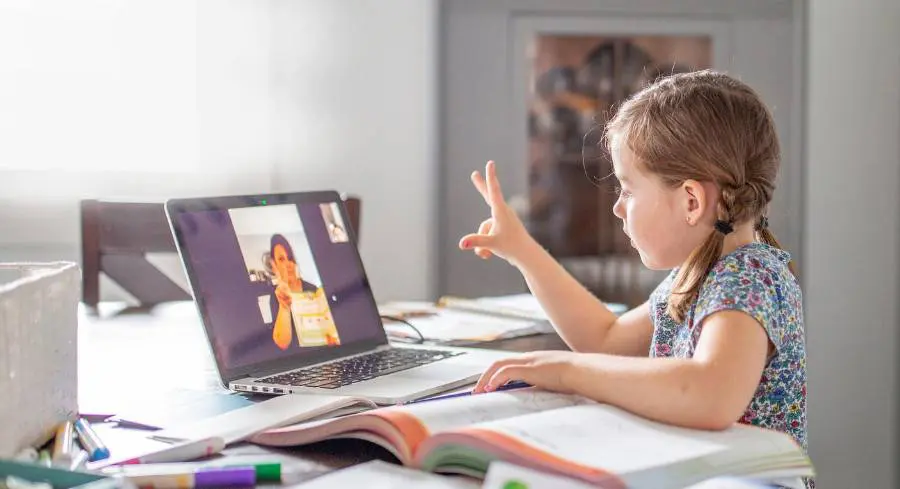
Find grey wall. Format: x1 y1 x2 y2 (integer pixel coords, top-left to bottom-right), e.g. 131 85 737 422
805 0 900 487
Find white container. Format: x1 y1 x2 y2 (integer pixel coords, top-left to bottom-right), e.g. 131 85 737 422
0 262 79 457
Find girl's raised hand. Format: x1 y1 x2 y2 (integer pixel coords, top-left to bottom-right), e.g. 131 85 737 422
458 161 532 265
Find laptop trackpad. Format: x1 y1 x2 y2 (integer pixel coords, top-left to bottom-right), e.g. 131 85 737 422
391 360 484 381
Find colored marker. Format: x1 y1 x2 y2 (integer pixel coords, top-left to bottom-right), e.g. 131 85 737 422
110 466 256 488
52 420 76 464
70 448 90 471
115 436 225 466
232 462 280 482
74 418 110 461
103 461 281 483
38 450 52 467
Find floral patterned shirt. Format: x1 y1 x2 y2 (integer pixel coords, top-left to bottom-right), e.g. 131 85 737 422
648 243 809 455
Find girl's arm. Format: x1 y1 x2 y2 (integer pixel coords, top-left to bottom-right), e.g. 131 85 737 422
459 161 653 355
475 310 770 430
512 238 653 355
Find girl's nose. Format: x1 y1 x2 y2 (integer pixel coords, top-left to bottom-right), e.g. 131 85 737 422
613 198 625 220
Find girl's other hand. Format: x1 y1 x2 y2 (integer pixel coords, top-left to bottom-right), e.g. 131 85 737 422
473 351 580 394
458 161 534 266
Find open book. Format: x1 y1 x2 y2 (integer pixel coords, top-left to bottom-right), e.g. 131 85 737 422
249 389 814 489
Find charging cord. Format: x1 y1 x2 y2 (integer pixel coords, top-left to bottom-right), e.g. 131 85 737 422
380 315 426 344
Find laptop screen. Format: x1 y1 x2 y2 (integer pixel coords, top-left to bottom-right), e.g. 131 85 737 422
170 194 386 377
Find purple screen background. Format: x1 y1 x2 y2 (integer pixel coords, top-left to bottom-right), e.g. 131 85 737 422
176 203 384 372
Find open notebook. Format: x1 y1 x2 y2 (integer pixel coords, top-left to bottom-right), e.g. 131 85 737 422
249 388 814 488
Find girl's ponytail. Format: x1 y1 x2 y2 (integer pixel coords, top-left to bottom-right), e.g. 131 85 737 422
668 187 736 322
668 229 724 322
756 216 797 276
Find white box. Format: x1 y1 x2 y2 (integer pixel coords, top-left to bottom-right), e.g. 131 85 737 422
0 262 79 457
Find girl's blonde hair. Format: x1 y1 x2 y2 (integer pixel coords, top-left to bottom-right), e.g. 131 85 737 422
605 69 793 322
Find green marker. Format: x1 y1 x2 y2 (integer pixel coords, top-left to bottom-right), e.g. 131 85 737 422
227 462 281 482
503 480 529 489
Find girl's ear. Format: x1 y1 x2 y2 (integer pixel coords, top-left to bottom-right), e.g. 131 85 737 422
681 179 708 226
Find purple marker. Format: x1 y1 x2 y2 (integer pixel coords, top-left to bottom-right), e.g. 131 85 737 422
117 466 256 488
194 467 256 487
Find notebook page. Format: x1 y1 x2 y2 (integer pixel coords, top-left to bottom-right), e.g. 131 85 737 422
396 389 594 435
299 460 478 489
384 309 549 343
478 404 726 474
483 461 595 489
150 394 376 444
475 294 628 317
682 422 805 460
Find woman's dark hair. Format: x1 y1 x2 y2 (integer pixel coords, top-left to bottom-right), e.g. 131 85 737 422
270 234 295 262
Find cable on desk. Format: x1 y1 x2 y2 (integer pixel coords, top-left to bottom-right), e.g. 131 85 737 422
379 315 425 344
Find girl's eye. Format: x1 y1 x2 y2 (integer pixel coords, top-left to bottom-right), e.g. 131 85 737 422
615 186 632 199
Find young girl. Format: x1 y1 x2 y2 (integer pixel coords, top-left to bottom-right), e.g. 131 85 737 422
460 70 809 483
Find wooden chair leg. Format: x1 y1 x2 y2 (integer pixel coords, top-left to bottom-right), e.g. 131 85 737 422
80 200 101 311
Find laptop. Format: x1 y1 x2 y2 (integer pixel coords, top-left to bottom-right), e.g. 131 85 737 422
165 190 515 405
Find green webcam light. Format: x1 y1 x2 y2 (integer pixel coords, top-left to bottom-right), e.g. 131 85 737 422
260 199 267 205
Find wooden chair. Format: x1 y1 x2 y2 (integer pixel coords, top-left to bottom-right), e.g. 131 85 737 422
80 196 361 310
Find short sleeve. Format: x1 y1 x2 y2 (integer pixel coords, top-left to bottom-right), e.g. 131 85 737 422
693 253 785 352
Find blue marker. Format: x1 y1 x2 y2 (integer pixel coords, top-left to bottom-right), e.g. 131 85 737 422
74 418 110 461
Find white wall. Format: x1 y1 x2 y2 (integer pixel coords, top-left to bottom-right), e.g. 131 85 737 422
267 0 438 302
805 1 900 487
0 0 438 304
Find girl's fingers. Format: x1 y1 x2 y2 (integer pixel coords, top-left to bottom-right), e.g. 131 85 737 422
471 171 490 205
459 233 495 251
474 219 494 259
485 365 526 392
485 161 506 207
474 357 525 393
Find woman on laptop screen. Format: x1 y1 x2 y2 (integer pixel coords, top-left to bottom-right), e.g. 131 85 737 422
268 234 340 350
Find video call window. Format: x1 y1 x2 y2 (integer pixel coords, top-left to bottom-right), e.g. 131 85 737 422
229 204 342 350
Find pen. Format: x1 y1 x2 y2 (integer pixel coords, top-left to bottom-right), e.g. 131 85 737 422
405 381 532 405
110 436 225 466
111 417 162 431
74 418 110 461
52 420 76 465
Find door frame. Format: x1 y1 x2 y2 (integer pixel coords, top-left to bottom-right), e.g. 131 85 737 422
437 0 806 298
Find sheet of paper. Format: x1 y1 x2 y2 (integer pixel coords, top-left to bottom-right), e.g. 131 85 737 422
684 478 781 489
474 293 551 319
150 393 374 444
483 461 594 489
398 389 594 435
482 404 726 475
383 309 551 343
297 460 479 489
477 293 628 317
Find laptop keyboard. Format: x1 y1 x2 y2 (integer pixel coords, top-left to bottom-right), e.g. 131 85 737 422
257 348 465 389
